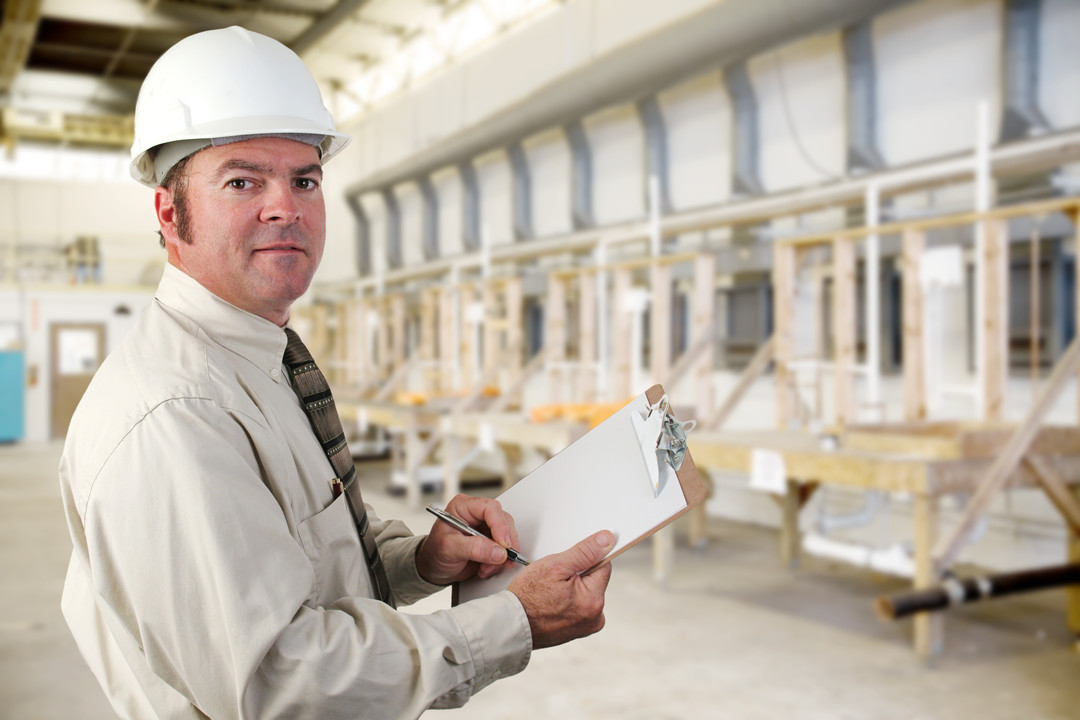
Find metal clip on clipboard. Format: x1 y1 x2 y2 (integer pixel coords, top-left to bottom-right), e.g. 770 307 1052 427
629 394 697 497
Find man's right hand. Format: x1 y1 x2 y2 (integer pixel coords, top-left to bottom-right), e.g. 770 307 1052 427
507 530 616 649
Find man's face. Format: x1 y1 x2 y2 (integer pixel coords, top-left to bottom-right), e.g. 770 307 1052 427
155 136 326 326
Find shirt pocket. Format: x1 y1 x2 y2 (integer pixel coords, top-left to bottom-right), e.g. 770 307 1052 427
296 493 367 608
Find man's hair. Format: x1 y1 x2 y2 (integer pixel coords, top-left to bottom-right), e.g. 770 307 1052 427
156 152 194 248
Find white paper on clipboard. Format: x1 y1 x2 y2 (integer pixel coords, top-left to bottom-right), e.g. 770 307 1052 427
456 391 689 604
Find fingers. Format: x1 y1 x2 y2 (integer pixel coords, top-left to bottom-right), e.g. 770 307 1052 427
446 494 519 550
552 530 615 576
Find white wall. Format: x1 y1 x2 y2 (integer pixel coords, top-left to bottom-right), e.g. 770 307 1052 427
587 106 645 225
661 70 732 211
0 287 155 443
752 32 846 192
0 170 160 288
875 0 1002 165
526 130 572 238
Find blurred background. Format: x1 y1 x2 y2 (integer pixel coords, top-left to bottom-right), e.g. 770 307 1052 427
3 0 1080 717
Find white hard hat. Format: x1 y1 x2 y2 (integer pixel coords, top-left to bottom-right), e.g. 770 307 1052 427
129 26 350 187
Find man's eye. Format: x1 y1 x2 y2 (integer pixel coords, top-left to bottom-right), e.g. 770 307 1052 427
295 178 319 190
227 178 250 190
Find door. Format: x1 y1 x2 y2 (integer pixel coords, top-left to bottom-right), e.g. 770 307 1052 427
50 323 106 440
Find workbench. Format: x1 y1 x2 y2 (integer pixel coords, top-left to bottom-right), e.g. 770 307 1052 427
688 422 1080 656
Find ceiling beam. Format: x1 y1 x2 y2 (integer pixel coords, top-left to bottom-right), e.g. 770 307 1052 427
289 0 374 55
1 0 44 95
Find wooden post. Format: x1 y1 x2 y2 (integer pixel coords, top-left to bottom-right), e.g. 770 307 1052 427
833 237 857 428
1030 225 1041 390
613 268 633 399
483 282 501 380
773 241 798 429
780 479 801 569
578 272 598 402
651 262 673 384
376 296 391 383
439 285 456 393
420 289 438 395
1070 485 1080 633
546 275 567 404
693 253 717 420
460 285 479 392
343 299 359 388
357 297 373 390
391 294 407 370
913 492 944 657
902 228 927 421
982 219 1009 421
1067 206 1080 423
504 277 524 377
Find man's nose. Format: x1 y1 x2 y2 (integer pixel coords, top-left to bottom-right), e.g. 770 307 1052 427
260 181 301 223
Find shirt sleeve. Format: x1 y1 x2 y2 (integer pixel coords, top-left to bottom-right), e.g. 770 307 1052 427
78 398 531 719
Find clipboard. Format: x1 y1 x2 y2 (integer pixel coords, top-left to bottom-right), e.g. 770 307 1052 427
454 384 705 604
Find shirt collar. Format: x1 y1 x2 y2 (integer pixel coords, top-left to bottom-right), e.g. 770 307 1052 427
155 263 289 378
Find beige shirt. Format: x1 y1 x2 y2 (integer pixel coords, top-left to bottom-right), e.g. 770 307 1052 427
59 264 531 719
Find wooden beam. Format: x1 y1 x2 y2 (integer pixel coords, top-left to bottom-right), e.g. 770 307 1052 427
650 261 673 383
982 219 1009 421
703 335 774 431
579 272 598 401
902 228 926 421
693 252 717 420
913 492 944 657
833 237 857 428
1024 454 1080 535
612 268 633 399
546 275 567 404
933 335 1080 569
773 242 797 429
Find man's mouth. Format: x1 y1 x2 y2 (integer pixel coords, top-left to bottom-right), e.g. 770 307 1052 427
254 244 304 254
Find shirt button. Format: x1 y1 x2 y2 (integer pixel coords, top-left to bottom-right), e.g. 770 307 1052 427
270 368 281 379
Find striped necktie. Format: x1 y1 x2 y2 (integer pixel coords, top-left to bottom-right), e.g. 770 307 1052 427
282 327 393 606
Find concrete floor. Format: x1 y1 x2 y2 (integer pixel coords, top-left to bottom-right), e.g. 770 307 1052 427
4 441 1080 719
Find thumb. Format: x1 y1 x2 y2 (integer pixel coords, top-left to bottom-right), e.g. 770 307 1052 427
554 530 615 575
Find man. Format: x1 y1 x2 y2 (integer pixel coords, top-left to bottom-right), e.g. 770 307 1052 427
59 26 613 719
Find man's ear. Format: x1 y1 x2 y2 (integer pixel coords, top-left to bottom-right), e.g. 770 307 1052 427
155 185 180 246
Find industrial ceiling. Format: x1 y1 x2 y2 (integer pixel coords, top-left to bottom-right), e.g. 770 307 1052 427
0 0 553 150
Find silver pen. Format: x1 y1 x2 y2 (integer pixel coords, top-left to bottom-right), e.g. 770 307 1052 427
426 504 530 566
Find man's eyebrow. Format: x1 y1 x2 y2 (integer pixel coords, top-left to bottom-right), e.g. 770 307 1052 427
294 163 323 178
210 159 324 182
212 159 272 182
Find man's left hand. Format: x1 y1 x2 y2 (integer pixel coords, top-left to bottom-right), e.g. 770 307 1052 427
416 495 520 585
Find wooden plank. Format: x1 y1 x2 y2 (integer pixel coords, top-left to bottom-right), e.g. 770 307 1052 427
780 479 802 569
612 268 633 399
693 252 717 420
503 278 523 379
1070 485 1080 632
546 275 567 404
702 335 774 431
777 197 1080 249
578 272 598 401
439 286 456 392
982 219 1009 421
913 493 944 657
773 242 798 429
1024 455 1080 535
933 335 1080 569
833 237 857 428
650 261 673 384
483 283 500 378
902 228 926 421
1068 207 1080 424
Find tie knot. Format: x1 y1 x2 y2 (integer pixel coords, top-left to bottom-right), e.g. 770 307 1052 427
282 327 314 368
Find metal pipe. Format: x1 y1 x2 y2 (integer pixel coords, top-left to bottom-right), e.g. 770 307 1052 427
876 563 1080 621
